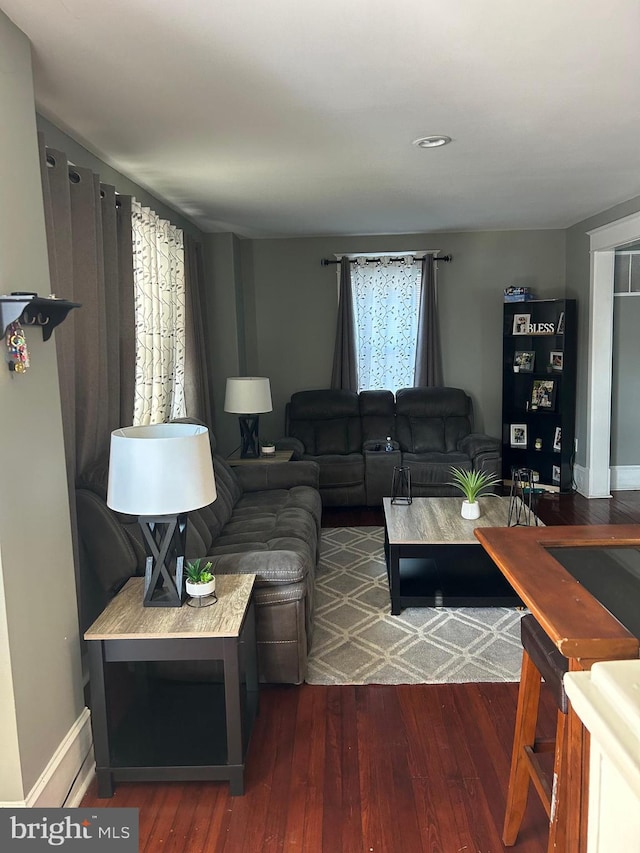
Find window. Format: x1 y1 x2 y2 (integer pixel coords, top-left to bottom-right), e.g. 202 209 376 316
351 255 422 392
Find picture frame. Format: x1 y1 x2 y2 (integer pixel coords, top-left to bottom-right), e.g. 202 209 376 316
510 423 528 447
512 313 531 335
514 350 535 373
550 350 563 371
552 464 561 484
531 378 556 410
557 311 565 335
553 426 562 452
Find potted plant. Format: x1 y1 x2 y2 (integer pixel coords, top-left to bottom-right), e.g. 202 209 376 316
260 440 276 457
448 466 502 519
185 558 216 602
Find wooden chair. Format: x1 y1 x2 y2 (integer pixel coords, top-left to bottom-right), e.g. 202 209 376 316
503 613 569 850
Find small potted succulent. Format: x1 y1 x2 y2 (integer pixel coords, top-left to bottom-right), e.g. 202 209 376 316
185 558 216 602
260 440 276 457
448 466 502 519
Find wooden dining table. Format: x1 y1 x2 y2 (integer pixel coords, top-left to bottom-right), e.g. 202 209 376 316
474 523 640 853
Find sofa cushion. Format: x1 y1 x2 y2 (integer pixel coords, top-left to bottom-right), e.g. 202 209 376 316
402 452 471 485
288 389 362 455
396 387 473 453
359 389 395 442
303 453 364 489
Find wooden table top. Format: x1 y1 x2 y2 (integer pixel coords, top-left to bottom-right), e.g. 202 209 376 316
383 496 542 546
84 574 256 641
227 450 293 465
475 524 640 668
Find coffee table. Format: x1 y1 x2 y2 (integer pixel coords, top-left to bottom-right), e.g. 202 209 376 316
383 496 539 615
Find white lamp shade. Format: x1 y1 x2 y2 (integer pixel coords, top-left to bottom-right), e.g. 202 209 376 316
107 423 216 516
224 376 273 414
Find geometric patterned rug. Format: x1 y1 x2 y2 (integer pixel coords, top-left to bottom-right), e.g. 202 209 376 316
306 527 525 685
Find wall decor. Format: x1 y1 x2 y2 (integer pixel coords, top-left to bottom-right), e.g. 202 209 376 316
510 423 528 447
5 321 29 374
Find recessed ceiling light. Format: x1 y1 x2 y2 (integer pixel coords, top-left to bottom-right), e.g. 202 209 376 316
412 135 452 149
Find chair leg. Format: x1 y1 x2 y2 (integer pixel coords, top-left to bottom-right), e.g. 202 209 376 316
547 708 569 853
503 649 543 846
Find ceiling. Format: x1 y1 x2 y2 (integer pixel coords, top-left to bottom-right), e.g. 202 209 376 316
4 0 640 238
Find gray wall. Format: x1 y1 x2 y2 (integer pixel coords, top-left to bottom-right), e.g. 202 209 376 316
566 194 640 469
223 230 566 451
0 10 83 801
612 296 640 465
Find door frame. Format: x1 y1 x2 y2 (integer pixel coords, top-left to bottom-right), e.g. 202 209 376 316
586 210 640 497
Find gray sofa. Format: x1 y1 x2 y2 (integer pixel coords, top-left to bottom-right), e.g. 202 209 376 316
76 433 322 685
280 387 501 506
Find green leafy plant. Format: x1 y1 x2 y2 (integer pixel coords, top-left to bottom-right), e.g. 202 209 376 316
185 558 214 585
448 467 502 503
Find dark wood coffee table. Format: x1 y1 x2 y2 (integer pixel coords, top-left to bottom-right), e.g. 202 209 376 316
383 496 538 615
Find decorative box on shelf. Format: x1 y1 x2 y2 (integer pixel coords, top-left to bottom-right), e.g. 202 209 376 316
504 286 533 303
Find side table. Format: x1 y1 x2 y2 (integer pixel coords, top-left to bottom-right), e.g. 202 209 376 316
227 449 293 466
85 574 258 797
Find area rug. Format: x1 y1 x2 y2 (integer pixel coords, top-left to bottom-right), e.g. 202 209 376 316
306 527 524 685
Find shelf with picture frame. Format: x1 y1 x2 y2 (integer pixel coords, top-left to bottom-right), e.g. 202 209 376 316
502 298 577 493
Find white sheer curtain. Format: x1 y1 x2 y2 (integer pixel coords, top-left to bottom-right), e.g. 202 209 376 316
131 200 187 424
352 256 422 391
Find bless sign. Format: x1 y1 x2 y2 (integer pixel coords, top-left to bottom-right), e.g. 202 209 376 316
527 322 555 334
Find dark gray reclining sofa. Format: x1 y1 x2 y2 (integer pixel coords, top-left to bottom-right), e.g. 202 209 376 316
280 387 501 506
76 431 322 685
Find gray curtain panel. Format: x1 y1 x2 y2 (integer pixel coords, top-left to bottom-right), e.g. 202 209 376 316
330 257 358 390
184 235 214 427
414 254 443 387
39 137 135 482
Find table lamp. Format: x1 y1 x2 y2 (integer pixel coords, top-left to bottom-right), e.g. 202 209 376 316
224 376 273 458
107 423 217 607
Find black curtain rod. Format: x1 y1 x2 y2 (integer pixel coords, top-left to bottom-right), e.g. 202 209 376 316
321 254 452 266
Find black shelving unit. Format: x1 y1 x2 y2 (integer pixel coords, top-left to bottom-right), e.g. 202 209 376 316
502 299 577 493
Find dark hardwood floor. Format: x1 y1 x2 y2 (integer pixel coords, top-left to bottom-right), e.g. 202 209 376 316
80 490 640 852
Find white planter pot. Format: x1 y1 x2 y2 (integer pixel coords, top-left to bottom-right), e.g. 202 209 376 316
185 577 216 598
461 499 481 520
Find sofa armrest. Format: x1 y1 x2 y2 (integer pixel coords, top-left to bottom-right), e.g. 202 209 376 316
234 460 320 492
458 432 501 460
275 437 305 459
206 549 308 586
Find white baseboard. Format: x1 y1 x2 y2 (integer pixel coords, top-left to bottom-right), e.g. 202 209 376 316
574 463 589 497
574 463 640 496
0 707 93 809
611 465 640 491
64 747 96 807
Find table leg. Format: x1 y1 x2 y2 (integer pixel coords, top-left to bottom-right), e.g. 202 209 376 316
388 543 401 615
566 672 589 853
244 601 259 721
223 637 245 796
87 640 114 798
